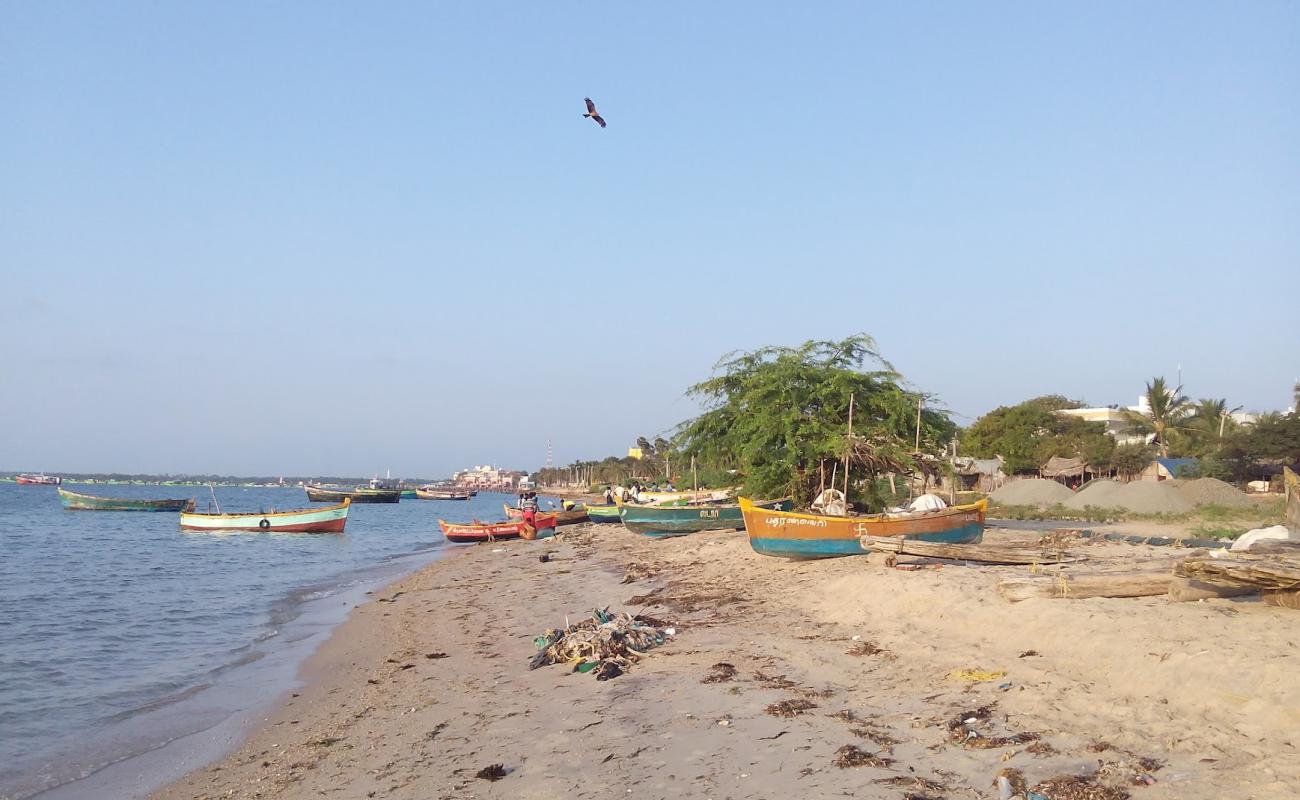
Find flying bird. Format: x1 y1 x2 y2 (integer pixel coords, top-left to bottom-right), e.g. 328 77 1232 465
582 97 606 128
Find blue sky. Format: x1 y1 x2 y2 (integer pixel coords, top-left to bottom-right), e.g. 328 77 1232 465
2 2 1297 476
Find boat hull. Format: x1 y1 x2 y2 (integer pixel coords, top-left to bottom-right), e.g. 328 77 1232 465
416 488 471 500
502 504 589 525
305 485 400 503
181 499 351 533
621 499 794 538
438 515 558 544
59 487 191 512
584 503 621 523
740 497 987 559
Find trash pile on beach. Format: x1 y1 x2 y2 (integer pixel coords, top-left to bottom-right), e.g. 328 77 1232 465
529 607 675 680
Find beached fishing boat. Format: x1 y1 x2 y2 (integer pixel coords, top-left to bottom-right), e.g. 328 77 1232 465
638 489 732 505
181 498 351 533
585 503 621 523
304 484 400 503
502 504 589 525
739 497 987 559
58 487 192 512
438 514 558 544
16 473 61 485
620 498 794 538
416 487 472 500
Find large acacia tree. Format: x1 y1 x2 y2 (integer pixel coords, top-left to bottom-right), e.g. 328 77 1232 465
674 334 955 505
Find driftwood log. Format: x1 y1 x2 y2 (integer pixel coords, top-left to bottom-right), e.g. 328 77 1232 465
1167 576 1258 602
1173 555 1300 591
864 537 1083 565
998 568 1173 603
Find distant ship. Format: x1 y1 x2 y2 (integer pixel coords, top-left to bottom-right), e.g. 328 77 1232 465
16 473 61 485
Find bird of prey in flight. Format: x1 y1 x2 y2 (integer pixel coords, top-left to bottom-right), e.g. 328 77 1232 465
583 97 606 128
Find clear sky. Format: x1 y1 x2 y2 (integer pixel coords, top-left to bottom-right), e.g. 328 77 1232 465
2 2 1297 476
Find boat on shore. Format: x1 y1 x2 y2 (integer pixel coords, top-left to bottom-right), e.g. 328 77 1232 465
620 498 793 538
585 503 621 523
739 497 987 559
304 484 400 503
502 503 589 525
416 487 472 500
438 514 558 544
181 498 351 533
16 473 61 485
638 489 732 505
59 487 193 512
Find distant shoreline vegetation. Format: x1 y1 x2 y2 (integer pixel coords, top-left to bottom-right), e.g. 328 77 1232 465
0 474 453 487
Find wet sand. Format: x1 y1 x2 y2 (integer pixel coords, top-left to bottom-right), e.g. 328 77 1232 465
155 523 1299 799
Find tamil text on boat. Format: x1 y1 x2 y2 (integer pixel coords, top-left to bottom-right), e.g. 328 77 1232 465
620 498 793 538
59 487 193 512
739 497 987 559
181 498 351 533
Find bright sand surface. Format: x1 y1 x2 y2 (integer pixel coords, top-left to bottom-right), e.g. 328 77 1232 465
154 523 1299 799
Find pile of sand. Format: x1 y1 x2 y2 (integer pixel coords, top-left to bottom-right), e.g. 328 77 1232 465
990 478 1074 507
1110 481 1194 514
1063 479 1124 510
1176 477 1253 508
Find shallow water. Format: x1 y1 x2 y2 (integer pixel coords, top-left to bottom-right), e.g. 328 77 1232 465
0 483 546 799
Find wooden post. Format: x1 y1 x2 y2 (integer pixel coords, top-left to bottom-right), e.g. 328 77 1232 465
914 397 923 452
692 455 698 491
843 394 855 500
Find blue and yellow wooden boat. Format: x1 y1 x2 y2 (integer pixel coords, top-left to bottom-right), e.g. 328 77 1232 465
739 497 986 559
620 498 793 538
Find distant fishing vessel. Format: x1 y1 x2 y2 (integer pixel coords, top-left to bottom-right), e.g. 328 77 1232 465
620 498 793 538
503 503 589 525
304 484 400 503
181 498 351 533
16 473 61 485
416 486 471 500
739 497 986 559
438 514 557 543
59 487 192 512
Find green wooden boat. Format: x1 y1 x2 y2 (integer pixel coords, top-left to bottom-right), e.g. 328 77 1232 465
619 498 793 538
59 487 193 512
585 503 621 523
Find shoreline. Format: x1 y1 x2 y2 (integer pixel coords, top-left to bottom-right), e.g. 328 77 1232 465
151 521 1299 799
25 549 446 800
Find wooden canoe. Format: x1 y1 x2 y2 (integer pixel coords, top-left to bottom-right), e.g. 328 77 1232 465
502 504 589 525
739 497 986 559
59 487 193 512
620 498 793 538
416 487 472 500
585 503 621 523
438 514 558 544
305 484 400 503
181 498 351 533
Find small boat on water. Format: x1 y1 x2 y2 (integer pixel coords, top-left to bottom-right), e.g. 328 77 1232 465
739 497 987 559
399 488 418 499
16 473 61 485
585 503 621 523
503 503 589 525
181 498 351 533
620 498 793 538
438 514 558 544
304 484 400 503
59 487 192 512
416 487 472 501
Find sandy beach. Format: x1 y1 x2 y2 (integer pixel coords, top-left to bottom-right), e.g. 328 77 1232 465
155 522 1300 800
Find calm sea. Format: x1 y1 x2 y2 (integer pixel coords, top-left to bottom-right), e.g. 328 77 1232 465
0 483 549 799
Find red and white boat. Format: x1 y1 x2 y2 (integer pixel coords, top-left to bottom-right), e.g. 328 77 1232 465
438 514 558 544
16 473 61 485
181 498 351 533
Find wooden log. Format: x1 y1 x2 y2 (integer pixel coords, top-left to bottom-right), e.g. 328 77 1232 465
864 536 1083 565
998 569 1173 603
1174 555 1300 591
1262 589 1300 610
1167 576 1258 602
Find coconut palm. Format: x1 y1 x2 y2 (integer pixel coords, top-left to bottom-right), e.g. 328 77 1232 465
1124 377 1192 457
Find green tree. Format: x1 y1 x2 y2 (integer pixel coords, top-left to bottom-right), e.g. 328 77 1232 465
963 396 1112 474
1123 377 1191 457
1111 442 1156 480
674 334 955 505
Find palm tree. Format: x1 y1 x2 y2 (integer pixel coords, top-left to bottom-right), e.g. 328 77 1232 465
1124 377 1191 457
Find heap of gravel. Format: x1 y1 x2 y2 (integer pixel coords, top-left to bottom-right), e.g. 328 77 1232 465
990 478 1074 507
1063 479 1125 510
1176 477 1253 508
1110 481 1194 514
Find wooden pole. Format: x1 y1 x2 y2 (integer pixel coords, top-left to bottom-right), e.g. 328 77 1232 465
842 394 855 500
914 397 923 452
692 454 698 491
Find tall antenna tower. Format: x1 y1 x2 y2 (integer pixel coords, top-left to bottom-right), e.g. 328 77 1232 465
545 439 554 470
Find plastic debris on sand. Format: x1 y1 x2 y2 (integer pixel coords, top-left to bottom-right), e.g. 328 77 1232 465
529 607 673 679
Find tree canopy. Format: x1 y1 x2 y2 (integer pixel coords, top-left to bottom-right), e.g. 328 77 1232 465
1123 377 1191 457
962 395 1114 474
673 334 955 504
